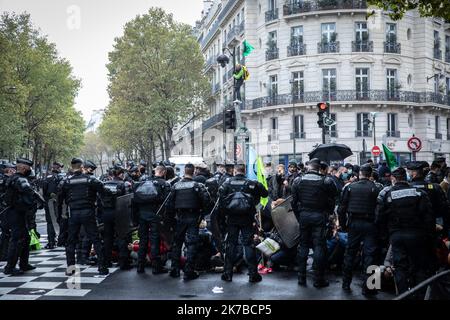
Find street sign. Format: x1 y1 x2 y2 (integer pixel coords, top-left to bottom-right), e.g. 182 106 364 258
407 136 422 152
371 146 381 156
323 116 336 126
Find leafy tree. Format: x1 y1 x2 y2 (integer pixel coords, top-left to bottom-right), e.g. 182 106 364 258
368 0 450 21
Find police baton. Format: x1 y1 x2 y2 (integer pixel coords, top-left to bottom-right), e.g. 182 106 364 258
155 191 173 217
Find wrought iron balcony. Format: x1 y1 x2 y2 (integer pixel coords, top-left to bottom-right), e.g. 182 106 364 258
290 132 306 139
283 0 367 16
265 8 279 22
287 43 306 56
386 131 400 138
243 90 450 110
355 130 372 137
237 20 245 35
266 48 279 61
434 47 442 60
318 41 339 53
384 41 401 54
222 69 234 84
436 132 443 139
352 40 373 52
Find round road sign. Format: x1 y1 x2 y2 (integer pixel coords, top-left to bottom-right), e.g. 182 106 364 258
407 136 422 152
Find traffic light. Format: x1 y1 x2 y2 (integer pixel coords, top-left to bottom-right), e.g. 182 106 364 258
317 102 330 128
224 109 236 130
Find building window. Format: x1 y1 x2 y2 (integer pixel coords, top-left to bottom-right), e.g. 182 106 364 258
446 35 450 63
324 113 337 137
266 0 278 22
288 26 305 56
385 23 400 53
386 69 398 100
436 116 442 139
293 115 305 139
353 22 372 52
446 77 450 96
434 30 441 60
266 31 278 60
355 68 369 99
387 113 399 137
322 68 337 101
447 118 450 140
319 23 338 53
269 75 278 105
271 117 278 130
268 0 276 11
291 71 304 102
356 113 371 137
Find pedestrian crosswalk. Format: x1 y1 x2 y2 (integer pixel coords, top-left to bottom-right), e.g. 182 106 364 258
0 235 118 300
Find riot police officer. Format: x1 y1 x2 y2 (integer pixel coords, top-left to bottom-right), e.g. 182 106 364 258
218 163 268 283
375 167 435 296
133 165 171 274
291 158 337 288
193 162 210 184
407 161 449 234
100 164 132 270
0 163 15 261
138 160 150 182
58 158 108 275
42 161 64 249
218 162 234 186
338 164 383 295
3 159 40 275
166 163 211 280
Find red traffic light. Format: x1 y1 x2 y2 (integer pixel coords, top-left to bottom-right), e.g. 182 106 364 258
318 102 328 110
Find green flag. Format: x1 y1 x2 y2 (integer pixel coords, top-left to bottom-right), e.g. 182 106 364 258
256 156 268 209
242 40 254 57
382 144 398 170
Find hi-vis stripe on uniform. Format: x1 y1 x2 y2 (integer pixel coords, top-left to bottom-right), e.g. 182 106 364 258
302 174 323 181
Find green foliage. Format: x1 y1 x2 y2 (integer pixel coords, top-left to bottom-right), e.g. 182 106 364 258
0 12 84 166
368 0 450 21
100 7 210 160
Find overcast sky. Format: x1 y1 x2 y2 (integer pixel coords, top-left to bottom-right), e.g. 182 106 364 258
0 0 204 121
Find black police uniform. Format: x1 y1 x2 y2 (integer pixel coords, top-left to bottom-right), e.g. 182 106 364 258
166 177 211 279
291 169 337 287
0 170 12 261
218 174 268 282
42 170 63 246
56 173 69 247
3 163 36 274
133 175 170 273
338 176 382 294
375 178 435 295
100 177 131 269
59 168 108 274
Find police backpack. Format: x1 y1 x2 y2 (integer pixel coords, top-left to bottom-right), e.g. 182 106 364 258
224 180 254 215
134 180 160 204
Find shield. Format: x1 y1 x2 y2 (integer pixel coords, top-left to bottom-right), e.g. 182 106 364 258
47 198 60 234
115 193 134 238
270 196 299 248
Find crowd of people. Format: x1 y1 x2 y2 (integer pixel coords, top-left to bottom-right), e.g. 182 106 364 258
0 155 449 299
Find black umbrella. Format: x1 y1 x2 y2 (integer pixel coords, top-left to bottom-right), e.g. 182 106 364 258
308 143 353 162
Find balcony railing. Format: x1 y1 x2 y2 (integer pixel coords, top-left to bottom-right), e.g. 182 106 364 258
436 132 443 139
265 8 279 22
243 90 450 110
384 41 401 54
318 41 339 53
287 43 306 56
237 20 245 35
434 47 442 60
290 132 306 139
386 130 400 138
355 130 372 137
266 48 279 61
352 40 373 52
283 0 367 16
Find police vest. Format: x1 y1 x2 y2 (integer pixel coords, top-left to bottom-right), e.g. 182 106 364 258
223 178 256 216
173 181 201 210
45 174 61 196
387 187 423 230
346 180 378 219
66 175 97 211
101 180 124 209
296 173 328 211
